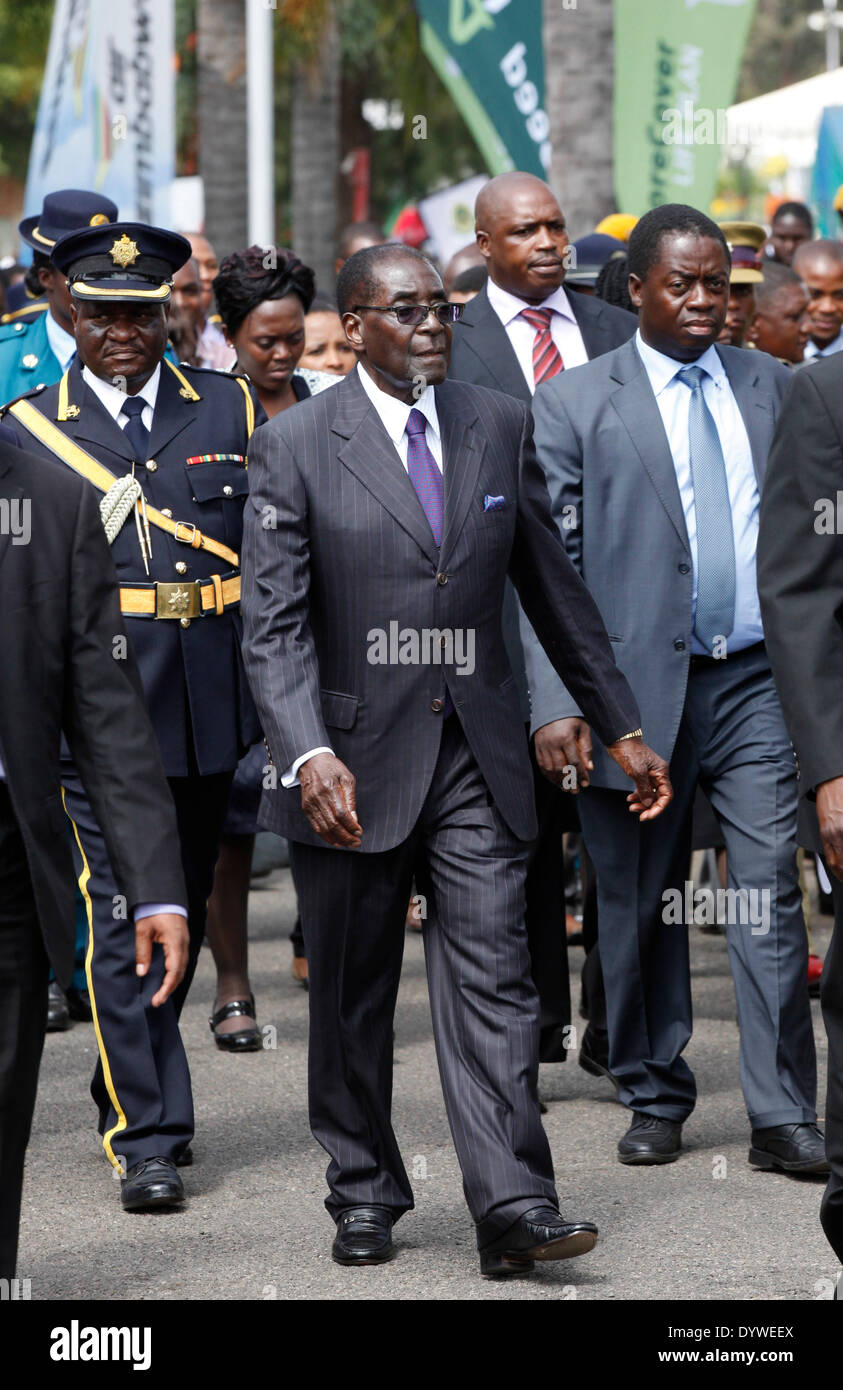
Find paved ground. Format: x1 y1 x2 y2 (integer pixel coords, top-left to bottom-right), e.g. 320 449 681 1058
18 863 840 1301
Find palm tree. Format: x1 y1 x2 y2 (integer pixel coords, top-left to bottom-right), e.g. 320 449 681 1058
197 0 248 258
291 4 340 290
543 0 615 237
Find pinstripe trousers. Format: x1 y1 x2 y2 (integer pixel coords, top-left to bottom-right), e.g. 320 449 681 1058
290 716 559 1247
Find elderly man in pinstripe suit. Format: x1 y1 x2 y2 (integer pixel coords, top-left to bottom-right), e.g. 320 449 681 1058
241 245 672 1279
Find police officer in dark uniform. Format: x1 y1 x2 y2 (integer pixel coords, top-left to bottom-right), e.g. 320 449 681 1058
3 221 263 1211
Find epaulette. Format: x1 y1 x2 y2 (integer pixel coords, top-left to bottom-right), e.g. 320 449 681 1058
177 362 249 384
0 301 48 327
0 381 49 415
0 317 35 341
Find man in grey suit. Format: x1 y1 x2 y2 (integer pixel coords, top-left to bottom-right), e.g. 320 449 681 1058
449 171 638 1064
241 244 672 1278
522 204 825 1171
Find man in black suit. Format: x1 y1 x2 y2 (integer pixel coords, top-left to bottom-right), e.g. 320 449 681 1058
757 354 843 1270
449 172 637 1065
241 244 672 1277
0 436 188 1278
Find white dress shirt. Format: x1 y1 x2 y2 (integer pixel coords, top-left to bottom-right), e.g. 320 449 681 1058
45 311 77 372
82 361 161 429
485 279 589 392
804 328 843 358
283 363 444 787
634 330 764 656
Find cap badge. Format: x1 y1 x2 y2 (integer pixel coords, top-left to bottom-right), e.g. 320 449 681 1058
89 213 109 227
110 234 140 268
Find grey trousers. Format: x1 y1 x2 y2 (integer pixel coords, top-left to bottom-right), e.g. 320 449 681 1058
578 645 817 1129
290 716 558 1247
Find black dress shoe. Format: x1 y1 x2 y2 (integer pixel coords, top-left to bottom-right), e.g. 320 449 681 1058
208 995 262 1052
175 1145 193 1168
578 1026 620 1094
66 985 93 1022
618 1112 683 1165
121 1157 185 1211
46 981 71 1032
479 1205 598 1279
749 1122 829 1175
331 1206 394 1265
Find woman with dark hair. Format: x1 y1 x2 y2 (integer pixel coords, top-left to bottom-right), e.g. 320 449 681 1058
594 252 636 316
214 244 337 416
204 247 338 1050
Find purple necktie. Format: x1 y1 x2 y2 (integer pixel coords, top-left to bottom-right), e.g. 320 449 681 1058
405 407 443 546
405 406 453 716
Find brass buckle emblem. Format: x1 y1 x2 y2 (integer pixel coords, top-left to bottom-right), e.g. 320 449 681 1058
155 580 201 619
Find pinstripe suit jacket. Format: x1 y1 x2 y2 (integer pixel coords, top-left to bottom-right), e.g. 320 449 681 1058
241 367 640 852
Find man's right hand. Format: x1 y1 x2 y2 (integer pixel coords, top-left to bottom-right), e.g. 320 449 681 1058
534 717 593 791
135 913 189 1008
606 736 673 822
817 775 843 880
299 752 363 848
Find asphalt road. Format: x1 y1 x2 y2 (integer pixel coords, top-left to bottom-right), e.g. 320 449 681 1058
18 863 839 1302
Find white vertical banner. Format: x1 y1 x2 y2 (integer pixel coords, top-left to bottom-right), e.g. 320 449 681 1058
23 0 175 239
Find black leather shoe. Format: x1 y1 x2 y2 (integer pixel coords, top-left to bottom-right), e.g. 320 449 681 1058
749 1122 829 1174
479 1205 598 1279
66 985 93 1022
121 1157 185 1211
209 995 262 1052
578 1026 620 1094
175 1146 193 1168
331 1206 394 1265
618 1112 683 1165
46 981 71 1032
539 1023 570 1064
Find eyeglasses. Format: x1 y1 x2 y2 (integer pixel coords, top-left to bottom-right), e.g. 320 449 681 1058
352 302 464 327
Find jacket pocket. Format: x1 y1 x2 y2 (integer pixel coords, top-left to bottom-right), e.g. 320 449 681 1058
320 689 359 730
185 460 249 502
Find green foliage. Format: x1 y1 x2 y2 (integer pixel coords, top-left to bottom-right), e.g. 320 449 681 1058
738 0 830 101
0 0 54 179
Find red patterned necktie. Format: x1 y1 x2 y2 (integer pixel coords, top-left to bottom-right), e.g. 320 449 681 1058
520 306 564 386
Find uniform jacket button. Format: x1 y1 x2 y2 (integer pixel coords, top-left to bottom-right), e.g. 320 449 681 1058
223 484 233 496
430 698 444 713
146 459 157 472
160 508 173 518
180 617 191 628
175 561 187 574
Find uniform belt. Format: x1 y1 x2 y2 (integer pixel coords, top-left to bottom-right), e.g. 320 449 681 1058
120 571 241 619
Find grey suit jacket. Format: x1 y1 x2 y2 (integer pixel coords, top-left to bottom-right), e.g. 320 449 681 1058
449 282 638 720
522 336 792 791
241 368 640 852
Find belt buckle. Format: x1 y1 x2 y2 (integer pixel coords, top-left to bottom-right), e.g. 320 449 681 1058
155 579 201 619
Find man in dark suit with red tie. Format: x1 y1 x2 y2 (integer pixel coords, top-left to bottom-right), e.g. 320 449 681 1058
449 172 637 1067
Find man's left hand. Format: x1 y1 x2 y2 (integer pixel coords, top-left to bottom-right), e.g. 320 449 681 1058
606 736 673 821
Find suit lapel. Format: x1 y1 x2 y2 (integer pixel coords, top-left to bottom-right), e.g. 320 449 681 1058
567 290 616 360
452 286 531 402
146 360 199 458
609 339 691 551
333 372 441 567
439 390 483 570
717 345 773 489
62 360 134 465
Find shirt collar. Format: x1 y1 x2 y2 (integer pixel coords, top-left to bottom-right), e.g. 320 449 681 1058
44 311 77 372
804 328 843 358
82 362 161 421
355 360 440 447
634 329 724 397
486 277 576 329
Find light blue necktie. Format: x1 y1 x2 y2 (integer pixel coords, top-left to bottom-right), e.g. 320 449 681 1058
679 364 735 653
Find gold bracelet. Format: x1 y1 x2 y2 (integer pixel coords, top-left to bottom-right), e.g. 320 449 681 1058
614 728 643 743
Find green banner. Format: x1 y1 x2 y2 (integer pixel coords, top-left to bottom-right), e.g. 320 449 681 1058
416 0 547 178
614 0 758 214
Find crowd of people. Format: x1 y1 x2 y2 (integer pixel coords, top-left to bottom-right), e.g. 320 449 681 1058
1 169 843 1291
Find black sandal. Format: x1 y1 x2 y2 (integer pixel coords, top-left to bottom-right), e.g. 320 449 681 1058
209 995 262 1052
